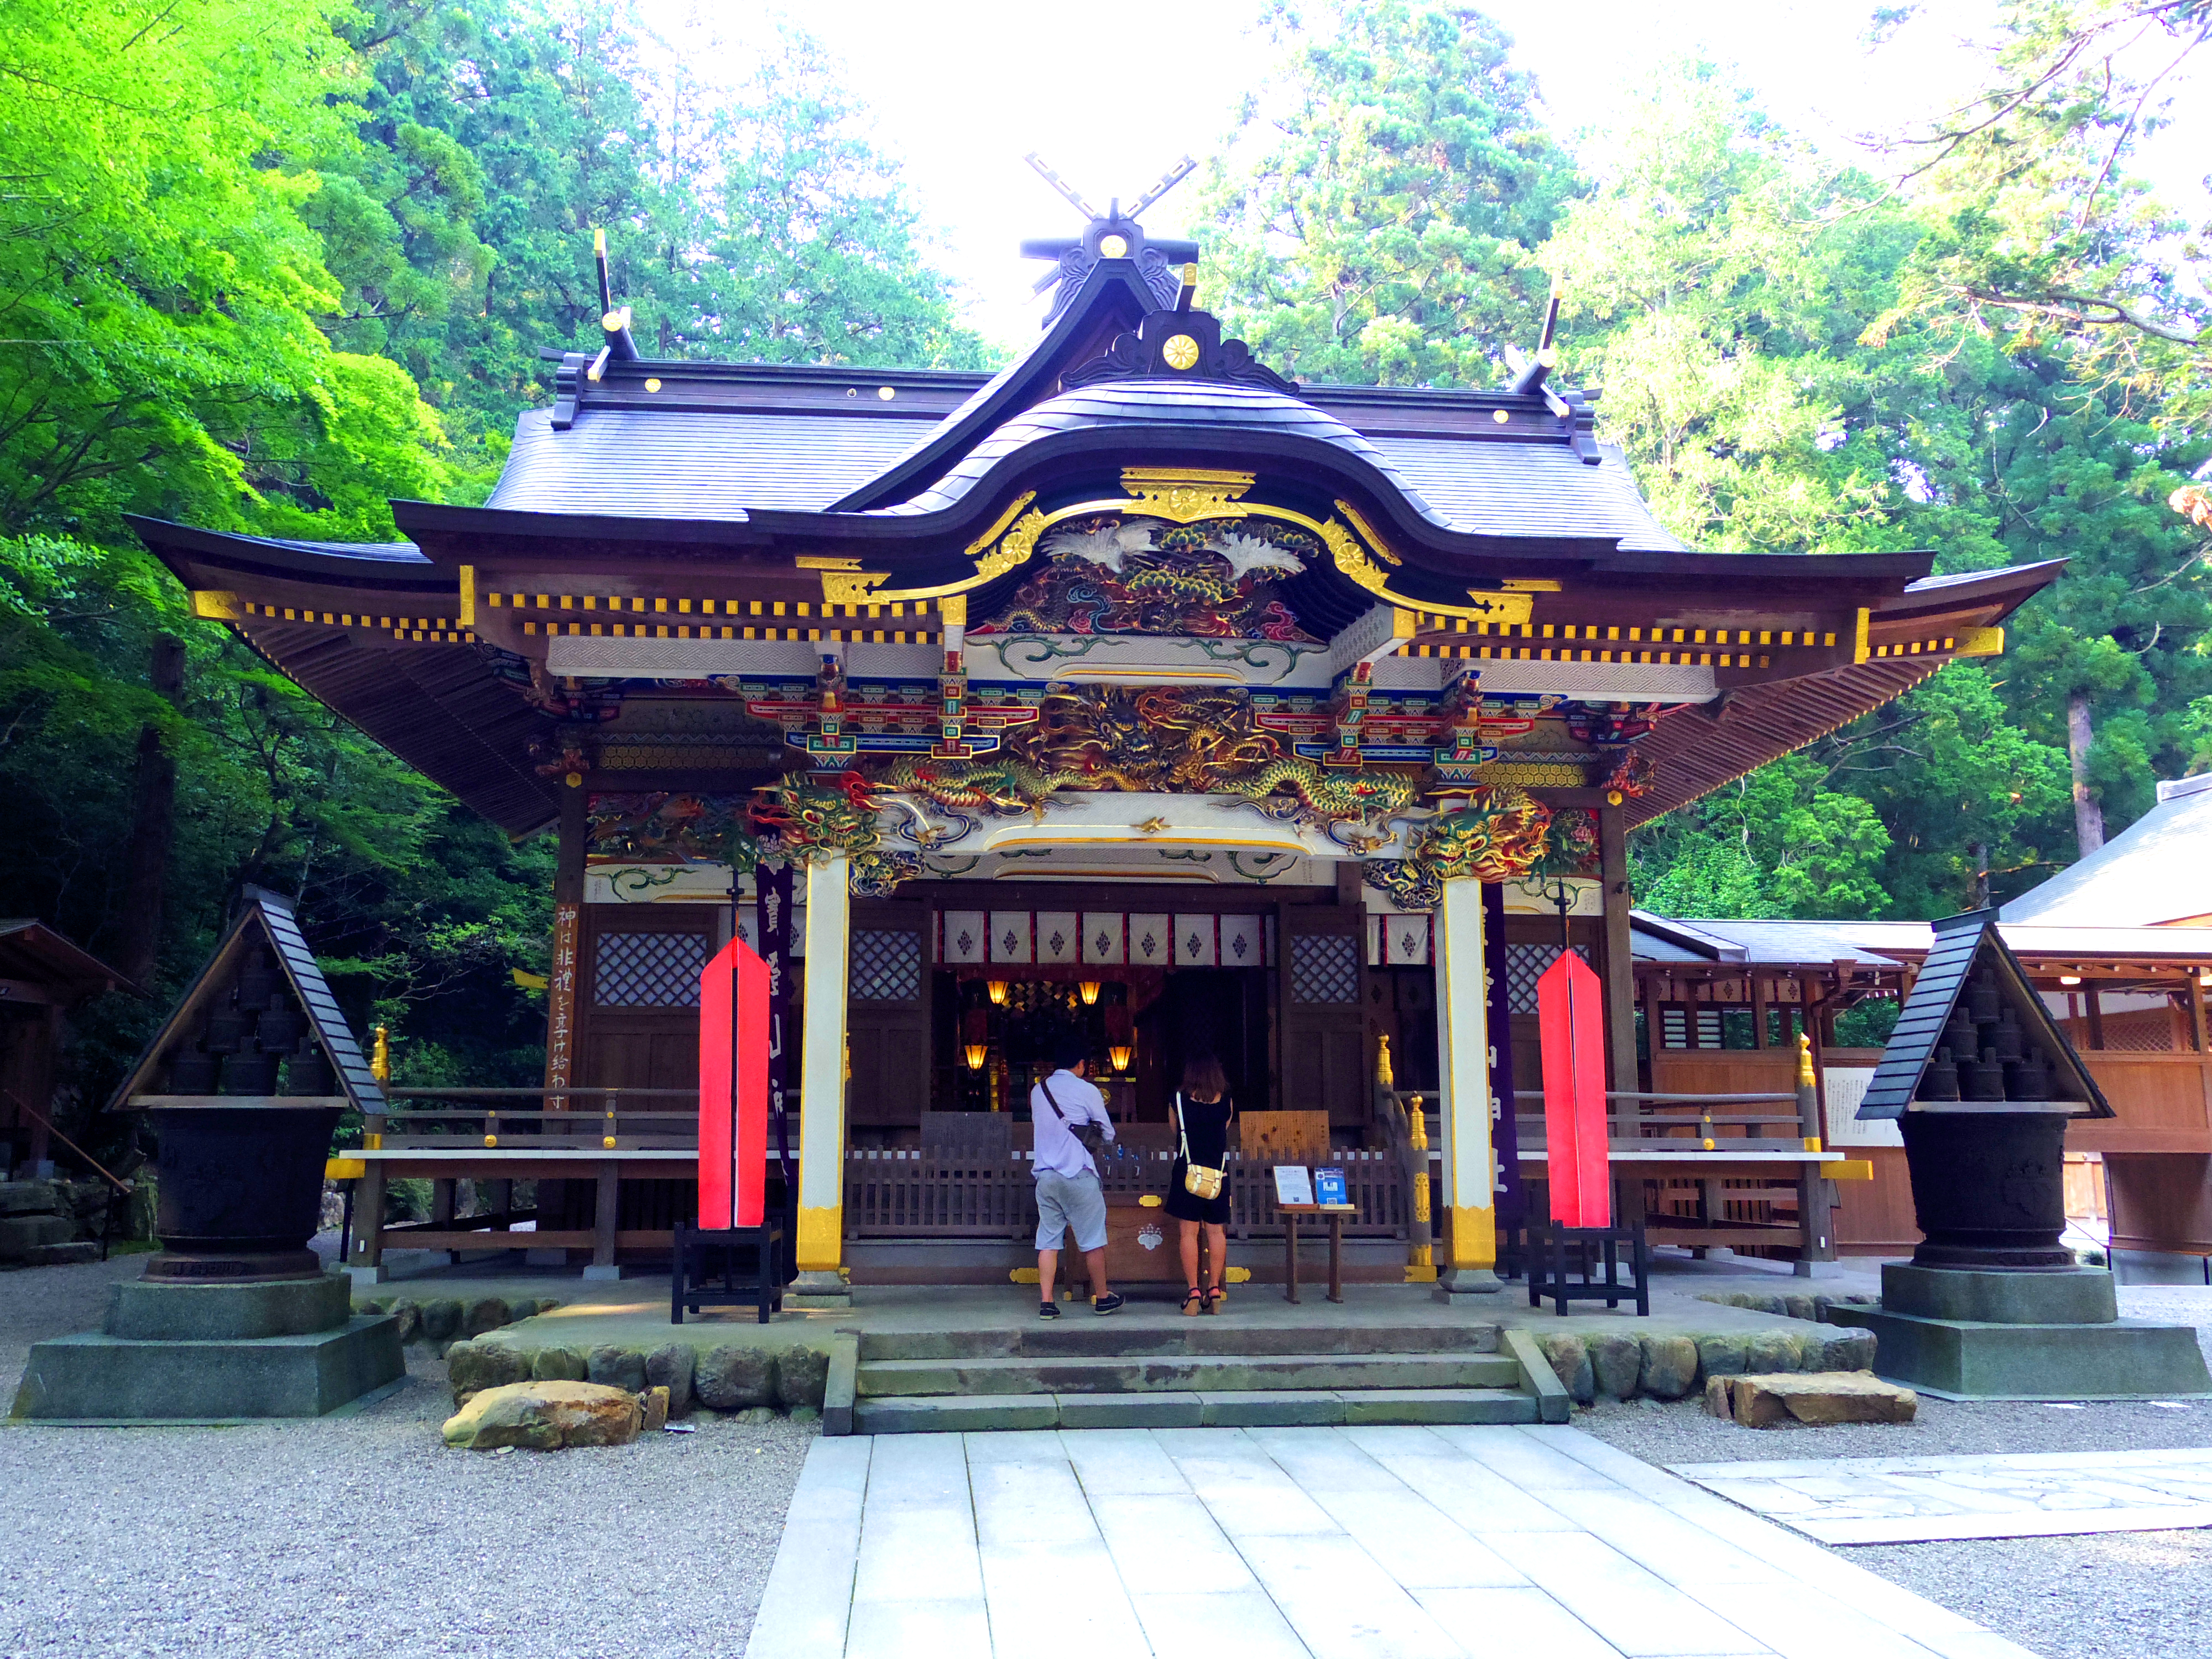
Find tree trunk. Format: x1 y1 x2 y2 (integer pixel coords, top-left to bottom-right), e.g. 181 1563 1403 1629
1970 841 1990 910
2066 692 2104 858
114 637 185 986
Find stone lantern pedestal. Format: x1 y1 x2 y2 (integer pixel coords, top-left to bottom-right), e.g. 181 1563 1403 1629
1836 910 2209 1399
8 891 404 1421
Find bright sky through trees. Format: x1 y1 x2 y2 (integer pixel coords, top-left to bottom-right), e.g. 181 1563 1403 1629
641 0 2212 350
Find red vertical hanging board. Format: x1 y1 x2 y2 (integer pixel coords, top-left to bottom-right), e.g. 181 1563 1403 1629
698 937 771 1229
1537 948 1611 1229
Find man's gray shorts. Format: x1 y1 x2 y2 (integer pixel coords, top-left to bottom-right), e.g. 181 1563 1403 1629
1035 1169 1108 1253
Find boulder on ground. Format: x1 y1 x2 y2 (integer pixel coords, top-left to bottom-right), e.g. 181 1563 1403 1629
1713 1370 1917 1428
420 1298 463 1343
695 1345 774 1410
1694 1334 1748 1385
0 1179 61 1218
1815 1328 1878 1371
461 1296 512 1338
447 1339 530 1404
0 1215 76 1258
507 1298 539 1321
387 1299 422 1345
774 1347 830 1410
1782 1294 1816 1322
646 1345 696 1417
530 1345 587 1383
22 1241 102 1266
641 1385 669 1433
442 1381 643 1450
1743 1331 1801 1374
1537 1333 1594 1405
1587 1333 1642 1401
587 1345 647 1393
1637 1335 1699 1400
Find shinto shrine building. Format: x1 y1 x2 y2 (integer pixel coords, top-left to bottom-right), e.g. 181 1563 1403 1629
132 207 2062 1297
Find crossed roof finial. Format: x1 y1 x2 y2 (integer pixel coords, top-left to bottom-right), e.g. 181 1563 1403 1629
1018 154 1202 327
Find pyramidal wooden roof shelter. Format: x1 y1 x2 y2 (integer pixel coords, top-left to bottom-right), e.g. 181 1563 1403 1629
109 887 384 1114
129 194 2067 1297
1858 909 2111 1123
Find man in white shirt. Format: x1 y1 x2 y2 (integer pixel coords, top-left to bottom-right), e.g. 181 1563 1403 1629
1031 1040 1121 1316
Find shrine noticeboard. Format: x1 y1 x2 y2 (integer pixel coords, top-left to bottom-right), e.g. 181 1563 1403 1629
698 937 770 1229
1538 950 1610 1229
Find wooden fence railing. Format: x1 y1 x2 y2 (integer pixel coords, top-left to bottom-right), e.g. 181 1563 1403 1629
843 1149 1408 1240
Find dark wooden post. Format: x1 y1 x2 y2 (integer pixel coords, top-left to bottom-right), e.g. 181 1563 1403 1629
589 1160 621 1278
349 1112 386 1270
1597 807 1639 1095
2085 987 2106 1051
543 779 588 1254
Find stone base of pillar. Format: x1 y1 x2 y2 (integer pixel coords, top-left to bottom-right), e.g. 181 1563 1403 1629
787 1269 853 1310
1433 1267 1504 1300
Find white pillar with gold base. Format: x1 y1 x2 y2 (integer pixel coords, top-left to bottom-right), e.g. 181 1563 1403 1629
1433 873 1501 1296
790 854 852 1307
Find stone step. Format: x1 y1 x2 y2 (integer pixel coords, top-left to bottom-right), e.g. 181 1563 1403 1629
852 1387 1538 1435
858 1322 1501 1363
857 1350 1524 1398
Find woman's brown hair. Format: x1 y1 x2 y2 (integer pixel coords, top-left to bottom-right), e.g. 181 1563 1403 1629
1181 1053 1229 1103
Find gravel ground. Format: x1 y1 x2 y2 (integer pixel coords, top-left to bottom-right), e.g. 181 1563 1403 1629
1 1254 813 1659
1583 1284 2212 1659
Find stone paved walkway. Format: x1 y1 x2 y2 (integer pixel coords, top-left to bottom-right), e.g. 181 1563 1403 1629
743 1424 2038 1659
1674 1447 2212 1545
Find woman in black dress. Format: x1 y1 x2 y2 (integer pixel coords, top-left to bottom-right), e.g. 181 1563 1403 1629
1167 1053 1234 1314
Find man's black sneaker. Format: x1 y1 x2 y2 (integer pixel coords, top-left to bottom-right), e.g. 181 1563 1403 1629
1092 1292 1124 1316
1038 1300 1060 1318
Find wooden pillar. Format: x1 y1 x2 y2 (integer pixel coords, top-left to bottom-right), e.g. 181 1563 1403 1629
587 1160 620 1276
1433 874 1498 1292
794 854 851 1292
1597 807 1639 1095
545 777 588 1255
348 1157 386 1271
24 1005 62 1168
2187 972 2208 1055
2085 987 2106 1051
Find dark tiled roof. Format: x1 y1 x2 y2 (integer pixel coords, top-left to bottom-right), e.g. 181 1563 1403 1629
476 383 1687 551
874 380 1448 520
249 538 428 564
488 408 924 517
1375 439 1683 551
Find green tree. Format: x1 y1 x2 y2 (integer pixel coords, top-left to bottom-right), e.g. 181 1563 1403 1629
1197 0 1580 386
0 0 452 540
1544 56 2206 915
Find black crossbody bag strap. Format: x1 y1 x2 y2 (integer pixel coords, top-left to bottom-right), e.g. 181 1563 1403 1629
1039 1076 1106 1158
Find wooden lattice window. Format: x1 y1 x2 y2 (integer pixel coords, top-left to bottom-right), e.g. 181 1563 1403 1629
851 928 922 1003
1289 933 1360 1005
1505 943 1588 1014
592 931 708 1008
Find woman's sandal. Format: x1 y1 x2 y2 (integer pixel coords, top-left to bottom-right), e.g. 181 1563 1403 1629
1181 1287 1204 1317
1205 1284 1228 1313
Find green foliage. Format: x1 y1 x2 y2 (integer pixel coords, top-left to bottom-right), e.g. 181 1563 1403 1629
1197 1 1580 385
0 2 984 1159
0 0 453 540
1634 755 1894 921
1538 52 2207 920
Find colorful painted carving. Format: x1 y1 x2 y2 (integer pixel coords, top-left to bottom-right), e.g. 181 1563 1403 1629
973 515 1319 641
1413 786 1555 883
1533 808 1600 877
747 773 881 862
588 792 760 865
1603 749 1656 799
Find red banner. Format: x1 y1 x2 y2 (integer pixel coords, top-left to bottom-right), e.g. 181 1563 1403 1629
1537 949 1610 1229
698 937 770 1229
